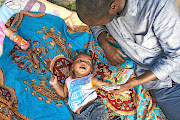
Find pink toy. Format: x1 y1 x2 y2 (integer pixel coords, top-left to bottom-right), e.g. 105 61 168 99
3 27 30 51
0 21 5 46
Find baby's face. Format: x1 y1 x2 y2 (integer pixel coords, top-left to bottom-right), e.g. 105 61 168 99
72 54 92 78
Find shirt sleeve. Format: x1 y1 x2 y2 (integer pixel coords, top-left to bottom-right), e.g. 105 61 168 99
150 0 180 80
90 25 108 40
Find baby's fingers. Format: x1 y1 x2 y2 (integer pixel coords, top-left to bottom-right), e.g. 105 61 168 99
49 77 54 82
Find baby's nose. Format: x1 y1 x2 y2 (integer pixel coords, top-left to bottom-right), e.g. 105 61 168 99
81 61 86 65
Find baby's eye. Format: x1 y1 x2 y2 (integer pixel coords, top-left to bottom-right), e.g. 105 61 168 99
86 61 91 65
78 59 82 62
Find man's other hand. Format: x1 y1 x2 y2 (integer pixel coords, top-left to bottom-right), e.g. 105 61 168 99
103 43 126 66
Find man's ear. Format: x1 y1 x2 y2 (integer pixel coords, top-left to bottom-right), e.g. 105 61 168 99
109 1 118 15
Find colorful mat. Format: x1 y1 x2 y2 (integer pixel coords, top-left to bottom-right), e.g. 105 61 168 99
0 12 167 120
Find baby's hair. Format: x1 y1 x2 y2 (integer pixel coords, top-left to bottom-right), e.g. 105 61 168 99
73 53 94 65
73 53 91 59
76 0 114 21
70 53 94 75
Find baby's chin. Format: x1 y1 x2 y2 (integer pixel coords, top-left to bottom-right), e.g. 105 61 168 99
76 72 90 78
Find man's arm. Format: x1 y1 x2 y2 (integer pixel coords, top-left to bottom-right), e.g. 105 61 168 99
114 0 180 93
112 70 157 93
149 0 180 81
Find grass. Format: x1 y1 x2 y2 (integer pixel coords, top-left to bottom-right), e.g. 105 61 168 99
0 0 4 7
64 3 76 11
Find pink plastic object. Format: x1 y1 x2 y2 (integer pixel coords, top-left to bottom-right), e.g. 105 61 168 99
3 28 30 51
0 22 5 46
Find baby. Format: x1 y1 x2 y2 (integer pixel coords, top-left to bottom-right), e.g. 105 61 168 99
49 53 111 120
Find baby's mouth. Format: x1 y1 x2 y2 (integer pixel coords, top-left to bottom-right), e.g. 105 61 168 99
80 66 86 69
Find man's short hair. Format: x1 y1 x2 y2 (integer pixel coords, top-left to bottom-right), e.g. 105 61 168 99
76 0 114 21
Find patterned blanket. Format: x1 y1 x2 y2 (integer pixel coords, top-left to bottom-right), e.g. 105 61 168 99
0 11 167 120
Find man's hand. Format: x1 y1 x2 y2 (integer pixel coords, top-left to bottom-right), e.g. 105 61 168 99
111 70 157 93
110 78 138 93
102 43 126 66
97 31 126 66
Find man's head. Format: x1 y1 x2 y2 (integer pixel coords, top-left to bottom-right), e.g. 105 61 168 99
76 0 126 26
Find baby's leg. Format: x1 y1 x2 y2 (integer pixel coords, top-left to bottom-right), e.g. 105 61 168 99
73 99 110 120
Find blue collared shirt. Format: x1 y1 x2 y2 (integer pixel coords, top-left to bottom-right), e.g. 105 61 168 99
90 0 180 90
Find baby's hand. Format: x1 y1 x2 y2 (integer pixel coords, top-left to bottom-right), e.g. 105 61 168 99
101 83 119 91
49 75 58 86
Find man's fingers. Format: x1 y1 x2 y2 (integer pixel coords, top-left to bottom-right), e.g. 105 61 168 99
117 49 127 57
111 59 119 66
104 45 126 65
118 57 126 64
110 85 130 93
123 91 132 94
116 85 121 89
110 89 122 93
111 55 125 65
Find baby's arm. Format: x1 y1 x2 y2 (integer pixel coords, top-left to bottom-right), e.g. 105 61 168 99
49 76 68 98
92 77 109 88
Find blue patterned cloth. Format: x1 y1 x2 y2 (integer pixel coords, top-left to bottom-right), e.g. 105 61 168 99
0 12 166 120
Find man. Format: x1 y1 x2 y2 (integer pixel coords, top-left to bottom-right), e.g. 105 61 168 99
76 0 180 119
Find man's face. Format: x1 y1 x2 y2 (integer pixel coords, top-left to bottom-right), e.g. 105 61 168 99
83 14 115 26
